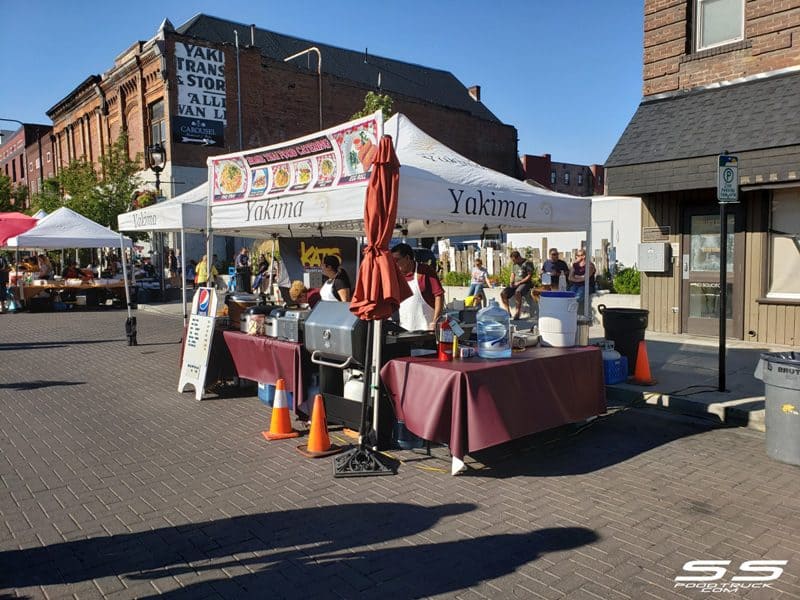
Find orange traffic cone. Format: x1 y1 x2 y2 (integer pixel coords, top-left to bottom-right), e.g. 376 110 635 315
629 340 656 386
297 394 344 458
262 379 300 440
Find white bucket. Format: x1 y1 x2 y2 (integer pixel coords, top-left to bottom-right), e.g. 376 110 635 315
539 293 578 347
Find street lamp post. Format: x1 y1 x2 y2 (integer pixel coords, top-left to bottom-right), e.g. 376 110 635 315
284 47 323 130
146 143 167 299
147 143 166 195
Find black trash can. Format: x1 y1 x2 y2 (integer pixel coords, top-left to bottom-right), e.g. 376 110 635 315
235 269 252 293
755 352 800 466
597 305 649 375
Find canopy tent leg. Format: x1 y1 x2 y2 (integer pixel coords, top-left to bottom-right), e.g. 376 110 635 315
267 234 277 299
180 229 188 327
119 233 136 346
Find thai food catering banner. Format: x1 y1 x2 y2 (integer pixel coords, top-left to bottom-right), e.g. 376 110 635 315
209 111 383 231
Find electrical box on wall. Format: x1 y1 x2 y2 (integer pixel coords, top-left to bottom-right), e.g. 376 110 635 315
638 242 671 272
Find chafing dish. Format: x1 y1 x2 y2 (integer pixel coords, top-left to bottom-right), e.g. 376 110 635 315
276 308 311 342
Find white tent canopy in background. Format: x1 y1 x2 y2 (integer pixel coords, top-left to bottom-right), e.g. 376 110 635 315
117 182 210 327
6 207 133 249
32 209 48 220
117 183 207 233
209 112 591 238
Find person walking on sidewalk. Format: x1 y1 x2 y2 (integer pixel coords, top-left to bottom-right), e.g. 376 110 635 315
0 253 9 313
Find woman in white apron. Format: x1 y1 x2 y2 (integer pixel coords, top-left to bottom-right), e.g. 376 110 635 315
319 255 351 302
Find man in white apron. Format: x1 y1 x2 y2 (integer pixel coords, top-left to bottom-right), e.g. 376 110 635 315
391 243 444 331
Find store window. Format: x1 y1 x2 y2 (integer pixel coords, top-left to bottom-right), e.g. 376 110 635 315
149 99 166 145
577 173 584 186
695 0 744 51
550 170 556 185
563 172 570 185
767 190 800 299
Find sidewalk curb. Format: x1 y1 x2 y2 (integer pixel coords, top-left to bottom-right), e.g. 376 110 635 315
606 385 765 432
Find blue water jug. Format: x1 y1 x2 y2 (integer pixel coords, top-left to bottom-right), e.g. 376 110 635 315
476 299 512 359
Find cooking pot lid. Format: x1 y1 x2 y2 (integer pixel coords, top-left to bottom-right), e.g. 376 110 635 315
245 305 273 315
229 293 259 302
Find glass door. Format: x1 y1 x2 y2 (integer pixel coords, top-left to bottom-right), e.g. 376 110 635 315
681 207 743 337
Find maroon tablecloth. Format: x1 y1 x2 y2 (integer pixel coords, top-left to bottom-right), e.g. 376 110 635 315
222 331 306 409
380 346 606 461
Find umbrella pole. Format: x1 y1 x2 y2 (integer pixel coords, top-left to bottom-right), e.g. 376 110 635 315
371 318 383 445
333 319 395 477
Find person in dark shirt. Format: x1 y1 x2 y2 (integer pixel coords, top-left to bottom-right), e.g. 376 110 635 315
252 254 271 293
141 257 157 279
500 250 534 320
541 248 570 289
319 255 352 302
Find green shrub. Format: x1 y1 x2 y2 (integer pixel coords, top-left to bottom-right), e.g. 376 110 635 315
442 271 471 286
612 267 641 294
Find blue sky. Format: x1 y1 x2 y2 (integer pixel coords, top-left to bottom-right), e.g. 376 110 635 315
0 0 643 165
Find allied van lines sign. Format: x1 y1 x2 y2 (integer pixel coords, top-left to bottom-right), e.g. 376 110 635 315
718 155 739 203
174 43 226 147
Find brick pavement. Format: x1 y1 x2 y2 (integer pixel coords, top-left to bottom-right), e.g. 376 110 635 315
0 310 799 599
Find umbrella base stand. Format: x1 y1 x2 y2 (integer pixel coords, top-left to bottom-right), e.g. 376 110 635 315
332 444 396 477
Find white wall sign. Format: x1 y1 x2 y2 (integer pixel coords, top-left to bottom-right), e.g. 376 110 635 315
174 42 226 146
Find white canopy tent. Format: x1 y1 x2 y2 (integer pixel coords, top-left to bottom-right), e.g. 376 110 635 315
8 207 134 249
6 206 135 327
117 183 208 232
118 183 209 324
205 113 594 455
206 111 593 306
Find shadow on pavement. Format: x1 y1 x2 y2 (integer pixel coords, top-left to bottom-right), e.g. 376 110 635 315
465 405 719 478
0 339 122 351
0 380 84 391
0 503 598 598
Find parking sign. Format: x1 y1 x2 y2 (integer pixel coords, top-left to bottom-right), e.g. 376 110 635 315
718 155 739 203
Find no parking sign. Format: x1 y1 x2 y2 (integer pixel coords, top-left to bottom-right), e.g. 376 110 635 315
718 155 739 203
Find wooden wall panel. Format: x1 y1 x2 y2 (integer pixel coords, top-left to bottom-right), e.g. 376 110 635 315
641 192 682 334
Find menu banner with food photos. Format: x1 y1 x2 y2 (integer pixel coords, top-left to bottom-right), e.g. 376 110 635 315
209 111 383 204
278 237 359 286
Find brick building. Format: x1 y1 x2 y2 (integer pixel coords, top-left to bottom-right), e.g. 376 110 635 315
46 14 520 205
0 123 54 207
606 0 800 345
520 154 604 196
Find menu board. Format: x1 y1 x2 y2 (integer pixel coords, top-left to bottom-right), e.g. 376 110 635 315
209 112 382 203
178 288 219 400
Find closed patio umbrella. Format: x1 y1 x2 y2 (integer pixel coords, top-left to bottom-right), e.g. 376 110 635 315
335 134 411 477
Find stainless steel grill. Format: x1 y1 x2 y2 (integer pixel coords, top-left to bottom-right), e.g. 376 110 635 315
304 302 367 367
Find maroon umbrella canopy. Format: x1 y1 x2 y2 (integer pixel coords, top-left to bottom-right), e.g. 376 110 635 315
0 212 37 246
350 135 411 320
